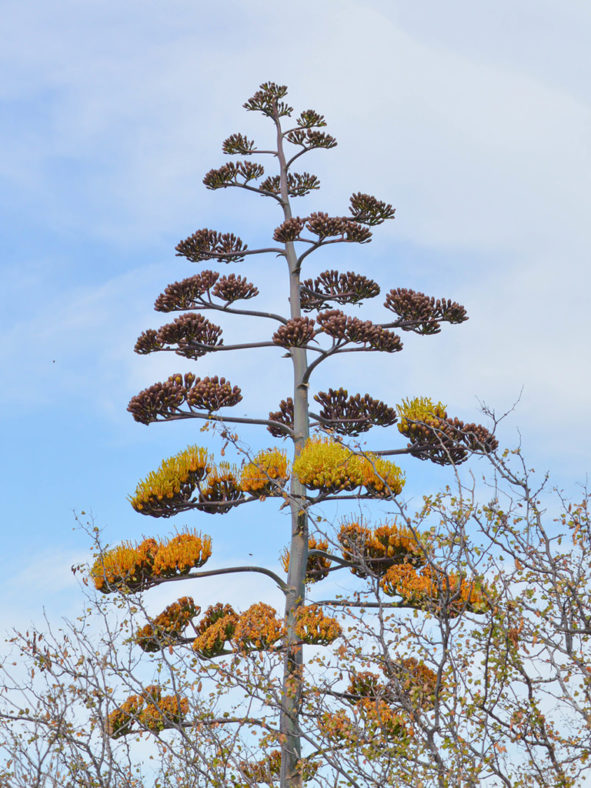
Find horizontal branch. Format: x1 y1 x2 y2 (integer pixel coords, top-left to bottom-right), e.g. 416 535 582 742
139 410 296 438
150 564 288 593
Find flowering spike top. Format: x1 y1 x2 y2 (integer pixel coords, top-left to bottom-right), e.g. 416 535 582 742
243 82 293 117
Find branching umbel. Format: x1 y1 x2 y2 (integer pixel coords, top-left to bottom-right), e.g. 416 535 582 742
2 82 536 788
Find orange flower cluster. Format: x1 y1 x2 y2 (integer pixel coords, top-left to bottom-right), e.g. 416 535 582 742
232 603 286 652
380 564 488 617
191 600 341 657
280 536 332 583
293 437 404 496
338 521 425 578
107 685 188 739
294 605 341 645
135 597 200 652
387 657 439 710
240 448 290 497
192 603 238 658
91 531 212 593
319 701 409 745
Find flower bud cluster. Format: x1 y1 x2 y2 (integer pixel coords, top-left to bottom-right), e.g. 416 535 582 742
212 273 258 303
175 229 247 263
267 398 294 437
222 133 256 155
301 270 380 311
154 271 220 311
128 374 242 424
272 317 316 348
243 82 292 117
135 597 200 653
135 313 223 360
397 397 498 465
281 535 331 583
317 310 402 352
293 438 405 496
314 387 397 435
261 172 320 197
349 192 396 225
91 530 212 593
203 161 264 189
338 521 425 578
107 685 188 739
384 288 468 334
273 217 306 242
305 212 372 243
285 128 337 150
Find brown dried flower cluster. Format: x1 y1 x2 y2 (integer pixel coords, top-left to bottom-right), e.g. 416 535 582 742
135 597 200 652
300 270 380 311
314 388 397 435
317 309 402 352
384 288 468 335
267 397 294 437
272 317 316 348
338 521 425 578
128 373 242 424
134 314 223 359
175 229 247 263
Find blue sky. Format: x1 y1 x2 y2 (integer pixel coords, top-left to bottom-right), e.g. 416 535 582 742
2 0 590 631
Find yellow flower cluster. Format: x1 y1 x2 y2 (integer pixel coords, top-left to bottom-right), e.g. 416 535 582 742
130 445 211 513
197 462 243 513
397 396 447 438
293 438 404 496
380 564 488 617
107 685 188 739
280 536 332 583
91 530 212 593
232 602 286 652
135 596 199 653
294 605 341 645
240 448 290 496
338 520 425 578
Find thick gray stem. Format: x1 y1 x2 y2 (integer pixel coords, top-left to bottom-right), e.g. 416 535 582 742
275 111 309 788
